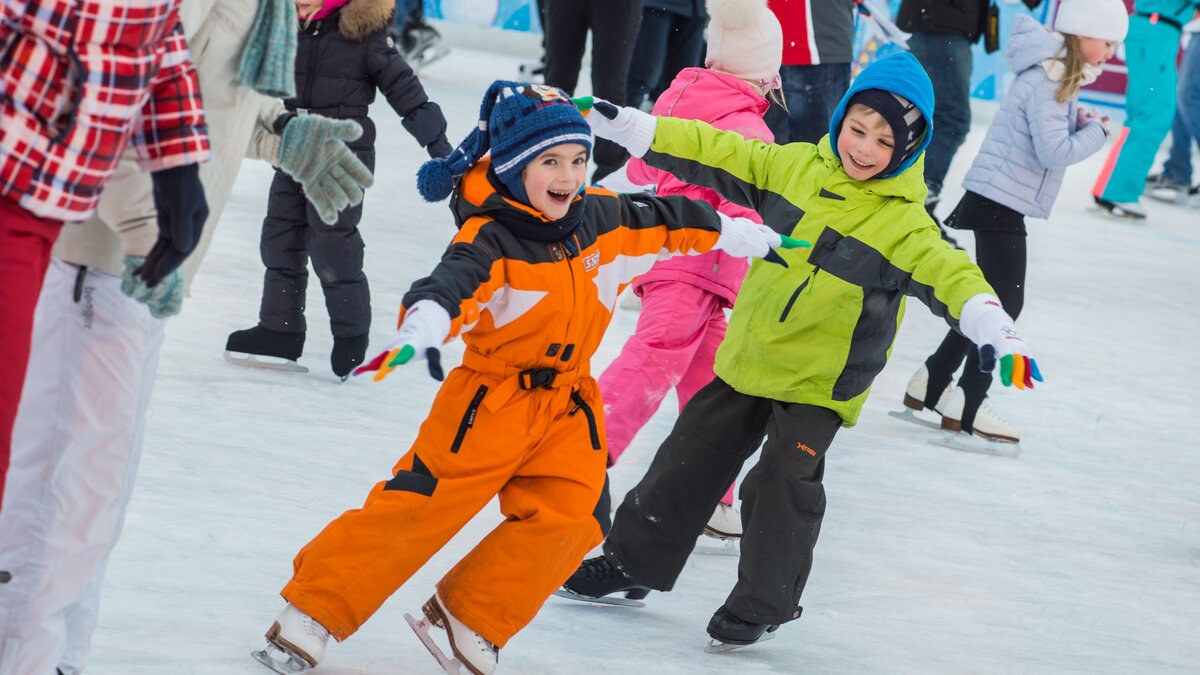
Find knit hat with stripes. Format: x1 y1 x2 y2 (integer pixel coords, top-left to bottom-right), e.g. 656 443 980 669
417 80 593 203
847 89 927 178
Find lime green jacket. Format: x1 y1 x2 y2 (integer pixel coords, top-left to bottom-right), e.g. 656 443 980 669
646 118 996 426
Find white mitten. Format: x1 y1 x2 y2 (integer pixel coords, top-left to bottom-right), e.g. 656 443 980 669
576 97 657 158
355 300 452 381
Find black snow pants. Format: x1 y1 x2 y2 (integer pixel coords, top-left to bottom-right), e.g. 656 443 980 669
924 193 1027 431
603 377 842 626
542 0 641 181
257 149 375 339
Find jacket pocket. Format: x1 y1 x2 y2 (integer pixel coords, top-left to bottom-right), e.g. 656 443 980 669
779 272 816 322
450 385 489 453
569 390 602 450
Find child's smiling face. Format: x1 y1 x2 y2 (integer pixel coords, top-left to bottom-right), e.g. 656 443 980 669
521 144 589 220
295 0 322 19
837 104 895 181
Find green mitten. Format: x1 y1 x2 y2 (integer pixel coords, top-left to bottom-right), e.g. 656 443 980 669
276 115 375 224
121 256 183 318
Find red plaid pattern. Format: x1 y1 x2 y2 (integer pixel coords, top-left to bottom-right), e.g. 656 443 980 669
0 1 209 222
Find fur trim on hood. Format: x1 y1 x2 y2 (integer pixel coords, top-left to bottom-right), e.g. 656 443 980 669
337 0 395 41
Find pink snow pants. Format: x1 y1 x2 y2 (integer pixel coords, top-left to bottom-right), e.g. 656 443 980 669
598 281 734 505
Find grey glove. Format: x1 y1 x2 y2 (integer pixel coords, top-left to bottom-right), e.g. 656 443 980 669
276 114 375 224
122 256 183 318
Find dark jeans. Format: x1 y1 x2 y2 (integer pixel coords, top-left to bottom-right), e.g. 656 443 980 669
625 8 706 110
1162 33 1200 186
604 377 842 625
543 0 642 180
907 31 973 195
924 227 1026 432
763 63 851 145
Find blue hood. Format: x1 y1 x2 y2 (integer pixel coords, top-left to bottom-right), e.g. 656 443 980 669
828 52 935 179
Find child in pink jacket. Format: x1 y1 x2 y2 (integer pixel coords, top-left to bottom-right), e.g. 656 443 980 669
598 0 782 538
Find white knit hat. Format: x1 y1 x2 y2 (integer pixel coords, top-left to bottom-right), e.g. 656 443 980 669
704 0 784 86
1054 0 1129 42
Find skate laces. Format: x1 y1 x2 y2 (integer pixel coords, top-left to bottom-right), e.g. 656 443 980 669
979 399 1013 428
580 556 626 582
303 615 330 641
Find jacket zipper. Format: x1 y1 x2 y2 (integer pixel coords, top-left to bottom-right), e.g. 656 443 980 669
779 270 818 322
569 390 602 450
302 23 318 109
450 385 489 453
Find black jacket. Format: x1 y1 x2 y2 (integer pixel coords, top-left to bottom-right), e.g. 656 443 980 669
897 0 1042 43
289 0 450 158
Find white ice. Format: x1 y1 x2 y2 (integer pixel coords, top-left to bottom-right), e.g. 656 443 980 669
86 41 1199 675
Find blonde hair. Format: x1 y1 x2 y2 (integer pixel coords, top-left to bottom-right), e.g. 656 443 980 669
1055 34 1088 104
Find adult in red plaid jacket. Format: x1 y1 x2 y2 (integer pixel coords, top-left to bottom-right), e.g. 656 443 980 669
0 0 210 515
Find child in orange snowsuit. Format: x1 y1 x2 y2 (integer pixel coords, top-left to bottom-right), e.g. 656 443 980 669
253 80 793 675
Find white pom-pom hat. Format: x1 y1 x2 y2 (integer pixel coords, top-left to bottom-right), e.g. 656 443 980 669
704 0 784 87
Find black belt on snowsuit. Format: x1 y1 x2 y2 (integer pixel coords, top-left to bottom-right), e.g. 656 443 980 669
290 104 371 118
1137 12 1183 31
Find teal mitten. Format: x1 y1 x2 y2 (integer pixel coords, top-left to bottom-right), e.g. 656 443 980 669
121 256 183 318
276 115 375 224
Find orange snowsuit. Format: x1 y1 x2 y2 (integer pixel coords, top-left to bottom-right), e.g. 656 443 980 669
281 158 727 647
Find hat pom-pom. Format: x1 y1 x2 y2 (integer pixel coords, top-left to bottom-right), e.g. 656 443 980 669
417 158 456 202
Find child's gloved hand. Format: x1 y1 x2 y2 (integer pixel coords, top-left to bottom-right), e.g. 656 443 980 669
276 113 375 224
140 164 207 287
958 294 1044 390
713 212 811 267
1077 107 1111 136
121 256 183 318
571 96 657 158
354 300 451 382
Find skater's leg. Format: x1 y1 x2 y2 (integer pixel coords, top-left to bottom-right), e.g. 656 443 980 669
586 0 641 180
957 230 1026 431
259 170 311 334
674 303 732 504
725 402 842 625
603 378 771 590
438 380 608 647
305 174 371 340
624 8 671 109
542 0 589 95
0 262 162 675
281 371 529 640
598 282 721 465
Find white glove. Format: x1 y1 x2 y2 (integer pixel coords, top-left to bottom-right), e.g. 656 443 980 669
577 97 657 158
1077 107 1111 136
713 213 781 259
957 294 1043 389
355 300 452 381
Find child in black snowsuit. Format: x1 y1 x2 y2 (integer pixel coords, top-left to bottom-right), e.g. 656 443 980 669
227 0 452 379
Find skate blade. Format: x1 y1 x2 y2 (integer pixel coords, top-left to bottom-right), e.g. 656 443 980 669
552 587 646 608
404 612 467 674
704 630 777 654
929 431 1021 458
695 534 741 556
224 351 309 373
409 46 450 69
1088 204 1146 222
251 646 310 673
887 408 942 431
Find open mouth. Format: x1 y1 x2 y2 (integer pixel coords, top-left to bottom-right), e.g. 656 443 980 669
848 154 876 171
547 188 574 205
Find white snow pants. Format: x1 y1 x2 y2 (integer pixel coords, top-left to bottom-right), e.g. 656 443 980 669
0 260 164 675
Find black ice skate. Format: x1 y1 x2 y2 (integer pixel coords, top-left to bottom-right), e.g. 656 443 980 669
331 333 369 381
1092 196 1147 221
704 606 780 653
553 554 652 607
225 326 307 373
401 22 449 68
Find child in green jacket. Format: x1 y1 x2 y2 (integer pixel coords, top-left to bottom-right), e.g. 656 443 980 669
558 53 1042 649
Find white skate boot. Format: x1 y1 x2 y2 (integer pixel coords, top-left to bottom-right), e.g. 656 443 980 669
406 592 498 675
938 387 1019 442
251 604 330 673
889 365 954 430
704 502 743 540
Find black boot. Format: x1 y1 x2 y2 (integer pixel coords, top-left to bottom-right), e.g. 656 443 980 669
707 606 780 646
331 333 369 380
561 554 651 601
226 326 304 361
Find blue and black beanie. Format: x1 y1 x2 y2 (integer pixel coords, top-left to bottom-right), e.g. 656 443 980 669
417 80 593 203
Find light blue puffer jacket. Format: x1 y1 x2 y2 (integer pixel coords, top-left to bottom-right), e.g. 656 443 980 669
961 14 1107 219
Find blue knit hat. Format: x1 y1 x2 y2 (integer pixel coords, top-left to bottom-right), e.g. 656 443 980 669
417 81 593 203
